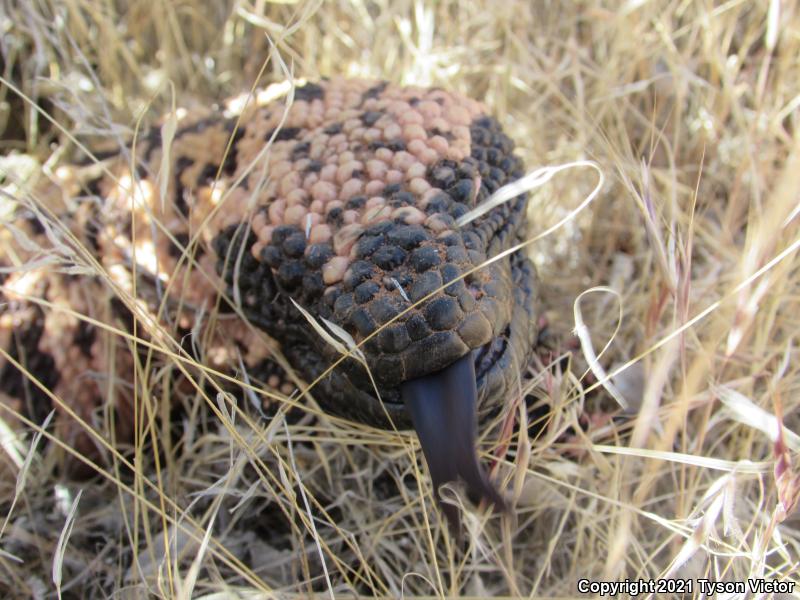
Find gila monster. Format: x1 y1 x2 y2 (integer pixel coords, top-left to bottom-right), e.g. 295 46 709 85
0 78 538 528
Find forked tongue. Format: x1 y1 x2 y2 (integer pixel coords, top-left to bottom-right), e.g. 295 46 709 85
401 353 506 531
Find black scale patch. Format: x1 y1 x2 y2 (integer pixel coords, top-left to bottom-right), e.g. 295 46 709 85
0 313 59 424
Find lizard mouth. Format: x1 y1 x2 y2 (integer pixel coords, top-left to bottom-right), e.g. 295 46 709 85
401 352 505 529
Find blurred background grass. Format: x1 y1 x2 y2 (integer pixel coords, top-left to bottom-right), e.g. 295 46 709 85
1 0 799 597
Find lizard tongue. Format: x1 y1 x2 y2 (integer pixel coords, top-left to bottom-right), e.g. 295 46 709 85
400 352 506 531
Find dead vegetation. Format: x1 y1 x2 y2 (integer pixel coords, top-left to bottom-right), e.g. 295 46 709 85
1 0 799 597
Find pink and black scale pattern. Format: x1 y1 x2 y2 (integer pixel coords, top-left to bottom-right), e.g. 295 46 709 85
1 77 538 446
211 79 539 426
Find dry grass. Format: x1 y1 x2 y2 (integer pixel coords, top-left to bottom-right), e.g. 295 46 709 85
1 0 800 597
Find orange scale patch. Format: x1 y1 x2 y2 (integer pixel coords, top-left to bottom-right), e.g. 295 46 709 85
340 178 364 199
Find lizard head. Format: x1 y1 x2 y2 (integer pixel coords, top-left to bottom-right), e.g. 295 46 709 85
211 79 539 526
